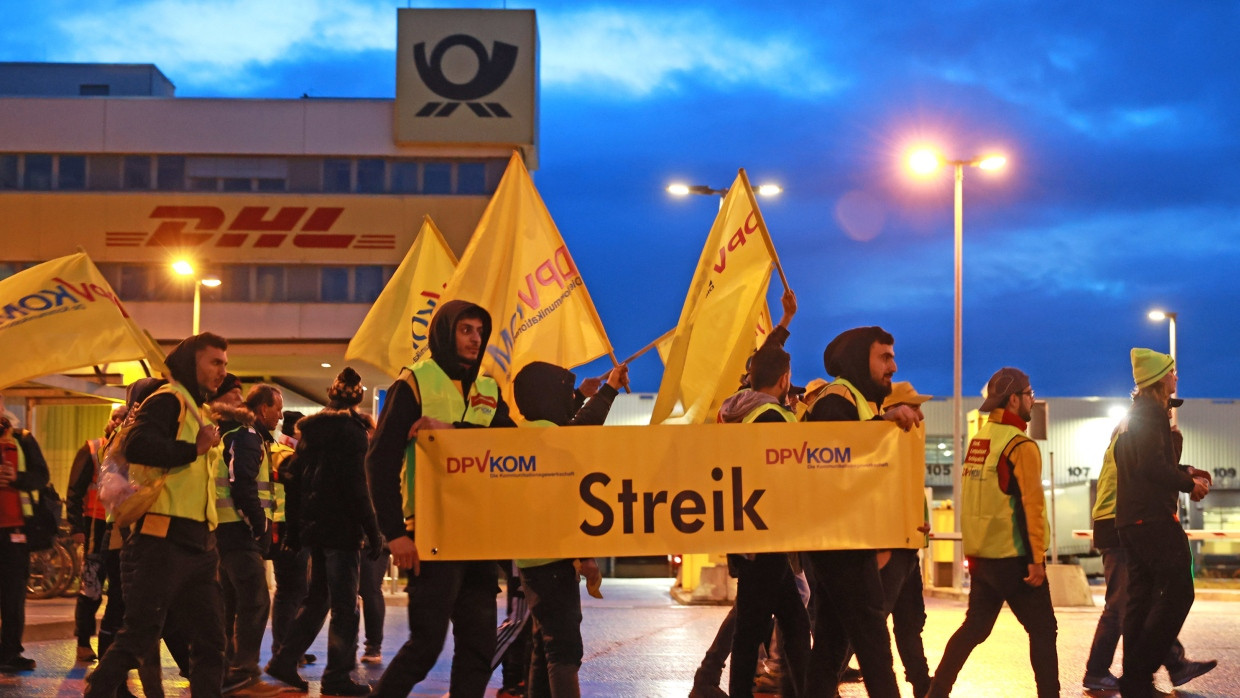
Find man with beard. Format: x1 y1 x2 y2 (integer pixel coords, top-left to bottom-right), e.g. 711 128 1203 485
1115 349 1211 698
716 344 811 698
85 333 228 698
366 300 516 698
799 326 920 698
927 367 1058 698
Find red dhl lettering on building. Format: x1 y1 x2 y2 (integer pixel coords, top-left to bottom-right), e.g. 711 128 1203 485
104 206 394 250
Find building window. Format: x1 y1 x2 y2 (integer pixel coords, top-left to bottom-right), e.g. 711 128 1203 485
391 161 418 193
118 265 152 301
219 266 250 302
58 155 86 190
287 159 320 193
355 266 385 303
88 155 122 190
458 162 486 195
423 163 451 194
255 267 285 302
221 177 251 192
357 159 385 194
190 177 218 191
324 159 351 193
256 178 285 192
123 156 152 190
79 84 110 96
321 267 350 302
24 154 53 190
1 155 20 190
157 156 185 190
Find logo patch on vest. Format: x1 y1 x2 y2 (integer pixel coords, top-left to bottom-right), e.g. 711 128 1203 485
470 394 498 410
963 439 990 480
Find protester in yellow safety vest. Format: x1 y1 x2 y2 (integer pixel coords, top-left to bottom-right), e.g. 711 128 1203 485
1114 349 1213 698
713 345 810 698
366 299 516 698
266 367 380 696
66 403 128 663
928 367 1059 698
0 405 50 674
212 378 284 695
507 359 626 698
1083 392 1217 693
84 332 228 698
799 326 917 698
267 411 315 671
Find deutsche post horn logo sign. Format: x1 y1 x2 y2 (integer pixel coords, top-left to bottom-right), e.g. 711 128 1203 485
413 34 518 118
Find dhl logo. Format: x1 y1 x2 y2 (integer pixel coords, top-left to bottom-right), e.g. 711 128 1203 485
105 206 395 250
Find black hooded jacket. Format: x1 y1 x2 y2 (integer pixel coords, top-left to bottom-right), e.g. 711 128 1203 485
124 336 209 473
513 361 617 426
288 408 380 550
365 300 516 543
808 326 892 422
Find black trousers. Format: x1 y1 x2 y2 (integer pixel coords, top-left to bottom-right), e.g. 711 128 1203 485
219 547 271 682
0 529 29 662
803 549 899 698
520 559 584 698
85 532 226 698
731 553 810 698
1118 521 1195 698
1085 545 1186 677
270 546 361 686
372 560 500 698
928 556 1059 698
268 543 309 658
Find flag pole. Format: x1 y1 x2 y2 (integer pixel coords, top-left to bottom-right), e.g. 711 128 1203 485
620 327 676 365
738 168 790 293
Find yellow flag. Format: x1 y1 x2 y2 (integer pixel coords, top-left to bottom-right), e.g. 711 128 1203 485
0 253 167 389
652 170 782 424
346 216 458 378
441 152 613 393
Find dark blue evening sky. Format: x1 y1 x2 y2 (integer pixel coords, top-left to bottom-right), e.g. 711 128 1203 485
5 0 1239 399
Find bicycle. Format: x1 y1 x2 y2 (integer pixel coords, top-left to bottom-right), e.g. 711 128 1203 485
27 518 83 600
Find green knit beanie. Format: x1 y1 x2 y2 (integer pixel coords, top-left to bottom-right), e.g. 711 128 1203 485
1131 348 1174 389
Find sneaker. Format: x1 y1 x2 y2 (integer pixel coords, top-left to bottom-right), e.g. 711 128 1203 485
360 649 383 664
688 684 728 698
1083 672 1121 691
752 672 781 693
0 655 36 672
1168 659 1217 687
320 679 372 696
497 687 526 698
298 653 317 666
76 645 98 662
264 661 309 691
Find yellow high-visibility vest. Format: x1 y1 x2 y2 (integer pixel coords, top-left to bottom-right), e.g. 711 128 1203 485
961 421 1048 559
213 426 275 525
128 382 219 528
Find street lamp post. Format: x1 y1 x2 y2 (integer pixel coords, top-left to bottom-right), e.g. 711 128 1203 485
172 260 221 335
667 182 783 207
1148 309 1178 423
908 148 1007 589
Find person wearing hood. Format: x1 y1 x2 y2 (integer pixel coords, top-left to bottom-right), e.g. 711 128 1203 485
1114 350 1213 698
85 332 228 698
928 367 1058 698
714 345 811 698
266 367 381 696
799 326 918 698
509 360 626 698
212 377 284 695
366 299 516 698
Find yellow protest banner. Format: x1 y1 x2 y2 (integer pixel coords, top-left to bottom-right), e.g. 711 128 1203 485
441 152 613 393
0 253 167 390
651 170 783 424
346 216 458 378
415 421 926 560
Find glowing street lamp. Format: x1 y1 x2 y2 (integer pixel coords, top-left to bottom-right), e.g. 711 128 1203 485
1148 308 1179 424
667 182 783 205
172 260 221 335
906 145 1008 589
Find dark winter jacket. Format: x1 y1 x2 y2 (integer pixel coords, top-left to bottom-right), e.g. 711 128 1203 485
513 361 617 426
1115 395 1197 528
291 408 381 550
215 405 272 552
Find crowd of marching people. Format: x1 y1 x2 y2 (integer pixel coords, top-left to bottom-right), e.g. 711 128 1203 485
0 289 1221 698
